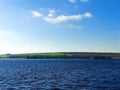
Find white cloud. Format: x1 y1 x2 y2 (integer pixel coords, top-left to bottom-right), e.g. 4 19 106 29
83 12 92 18
31 11 42 17
80 0 89 2
48 13 54 17
44 15 82 23
48 9 55 17
31 9 92 24
69 0 88 3
69 0 76 3
44 12 92 24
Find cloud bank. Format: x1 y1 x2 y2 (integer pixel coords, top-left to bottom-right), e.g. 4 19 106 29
31 10 92 24
44 12 92 24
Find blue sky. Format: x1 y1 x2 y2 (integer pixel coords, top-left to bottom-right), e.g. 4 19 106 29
0 0 120 54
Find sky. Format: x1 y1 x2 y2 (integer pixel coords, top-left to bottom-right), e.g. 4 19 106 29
0 0 120 54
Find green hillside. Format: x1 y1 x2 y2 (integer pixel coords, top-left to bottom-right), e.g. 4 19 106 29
0 52 120 59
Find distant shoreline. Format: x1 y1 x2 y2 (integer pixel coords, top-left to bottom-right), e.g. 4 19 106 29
0 58 120 60
0 52 120 60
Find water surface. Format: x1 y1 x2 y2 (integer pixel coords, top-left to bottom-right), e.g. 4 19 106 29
0 59 120 90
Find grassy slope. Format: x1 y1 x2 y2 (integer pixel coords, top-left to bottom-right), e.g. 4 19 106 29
7 53 72 59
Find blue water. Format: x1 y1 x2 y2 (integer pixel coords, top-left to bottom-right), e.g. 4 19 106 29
0 59 119 90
